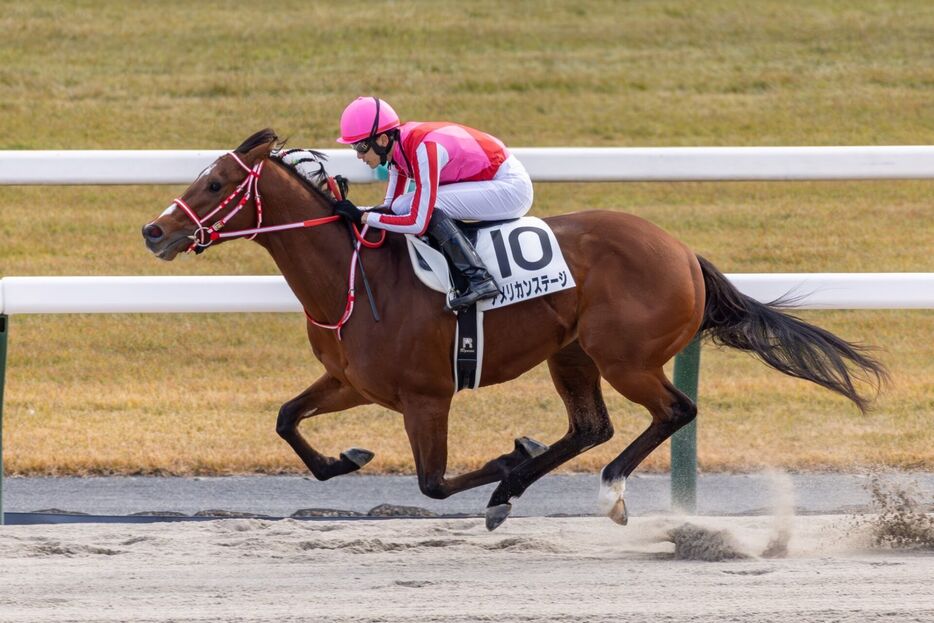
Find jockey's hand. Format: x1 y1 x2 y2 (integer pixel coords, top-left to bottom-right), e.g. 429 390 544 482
333 199 364 227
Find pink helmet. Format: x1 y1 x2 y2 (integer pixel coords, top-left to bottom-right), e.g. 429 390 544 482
336 97 401 144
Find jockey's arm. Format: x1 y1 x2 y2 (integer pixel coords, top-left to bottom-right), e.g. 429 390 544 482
361 166 409 213
382 166 408 208
364 141 448 236
353 168 404 218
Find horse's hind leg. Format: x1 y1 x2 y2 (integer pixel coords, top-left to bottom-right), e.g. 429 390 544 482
484 341 614 530
598 367 697 524
276 373 375 480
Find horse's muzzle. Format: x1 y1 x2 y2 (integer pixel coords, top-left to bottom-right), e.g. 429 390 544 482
142 222 189 260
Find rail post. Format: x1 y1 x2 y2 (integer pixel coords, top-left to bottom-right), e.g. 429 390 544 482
0 315 7 525
671 335 701 514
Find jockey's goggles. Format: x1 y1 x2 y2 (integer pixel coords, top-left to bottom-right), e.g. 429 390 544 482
352 139 372 154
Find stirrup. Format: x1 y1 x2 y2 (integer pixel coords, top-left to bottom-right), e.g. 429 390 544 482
446 279 500 311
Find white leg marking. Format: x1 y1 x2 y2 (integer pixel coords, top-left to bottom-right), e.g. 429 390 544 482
597 469 627 516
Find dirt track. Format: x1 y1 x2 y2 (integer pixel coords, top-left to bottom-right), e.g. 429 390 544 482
1 514 932 623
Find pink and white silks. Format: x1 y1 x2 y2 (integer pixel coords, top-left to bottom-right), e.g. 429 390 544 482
366 122 534 236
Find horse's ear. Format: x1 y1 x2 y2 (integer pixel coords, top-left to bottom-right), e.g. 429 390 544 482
243 135 278 164
235 128 279 164
247 140 276 164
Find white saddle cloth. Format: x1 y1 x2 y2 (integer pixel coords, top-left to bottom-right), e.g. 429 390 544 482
405 216 576 311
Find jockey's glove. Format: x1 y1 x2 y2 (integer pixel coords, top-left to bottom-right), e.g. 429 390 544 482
333 199 364 227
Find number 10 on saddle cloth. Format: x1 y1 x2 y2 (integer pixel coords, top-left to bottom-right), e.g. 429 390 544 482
474 217 575 310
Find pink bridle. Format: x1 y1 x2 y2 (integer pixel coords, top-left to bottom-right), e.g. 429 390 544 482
170 151 381 338
171 151 269 253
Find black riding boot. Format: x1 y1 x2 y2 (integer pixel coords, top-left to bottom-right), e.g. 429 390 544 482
427 211 500 311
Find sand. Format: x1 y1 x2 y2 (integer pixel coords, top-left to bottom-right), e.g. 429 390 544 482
0 513 932 623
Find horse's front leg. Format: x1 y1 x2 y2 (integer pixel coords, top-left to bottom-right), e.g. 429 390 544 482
401 395 549 500
276 373 374 480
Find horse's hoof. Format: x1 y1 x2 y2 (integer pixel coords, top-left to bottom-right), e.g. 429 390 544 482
341 448 375 469
516 436 548 459
485 503 512 531
598 473 628 526
608 498 628 525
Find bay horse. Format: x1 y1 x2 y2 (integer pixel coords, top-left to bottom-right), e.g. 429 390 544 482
142 129 886 530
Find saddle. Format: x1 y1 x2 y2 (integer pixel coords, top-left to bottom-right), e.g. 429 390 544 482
406 218 512 304
405 216 574 312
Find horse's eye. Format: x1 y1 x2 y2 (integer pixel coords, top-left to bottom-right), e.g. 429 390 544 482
209 181 222 192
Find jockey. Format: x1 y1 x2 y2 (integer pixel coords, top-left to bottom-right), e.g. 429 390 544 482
333 96 534 311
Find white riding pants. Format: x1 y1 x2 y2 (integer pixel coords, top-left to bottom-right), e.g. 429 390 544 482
389 155 533 221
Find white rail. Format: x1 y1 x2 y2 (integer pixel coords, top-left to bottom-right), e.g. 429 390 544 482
3 146 934 184
1 274 932 315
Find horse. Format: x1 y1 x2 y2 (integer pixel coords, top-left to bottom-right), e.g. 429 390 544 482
142 129 887 530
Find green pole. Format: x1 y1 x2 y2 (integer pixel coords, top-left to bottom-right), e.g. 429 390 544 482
671 335 701 514
0 315 7 526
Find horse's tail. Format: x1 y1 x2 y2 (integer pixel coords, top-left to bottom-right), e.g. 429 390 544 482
696 254 888 413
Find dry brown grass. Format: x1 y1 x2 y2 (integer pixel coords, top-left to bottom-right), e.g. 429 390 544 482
1 1 932 475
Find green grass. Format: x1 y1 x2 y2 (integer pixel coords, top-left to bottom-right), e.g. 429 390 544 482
1 0 932 475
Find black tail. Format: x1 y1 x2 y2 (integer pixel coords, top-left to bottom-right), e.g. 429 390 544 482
696 255 888 413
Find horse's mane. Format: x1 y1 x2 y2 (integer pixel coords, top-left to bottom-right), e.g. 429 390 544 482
269 147 336 206
234 129 336 204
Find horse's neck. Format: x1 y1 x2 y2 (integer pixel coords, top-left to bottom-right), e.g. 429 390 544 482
255 163 355 323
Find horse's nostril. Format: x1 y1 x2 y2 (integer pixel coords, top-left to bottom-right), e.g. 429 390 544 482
143 223 164 240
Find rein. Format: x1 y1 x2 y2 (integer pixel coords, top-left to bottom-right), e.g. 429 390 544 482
171 151 385 339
